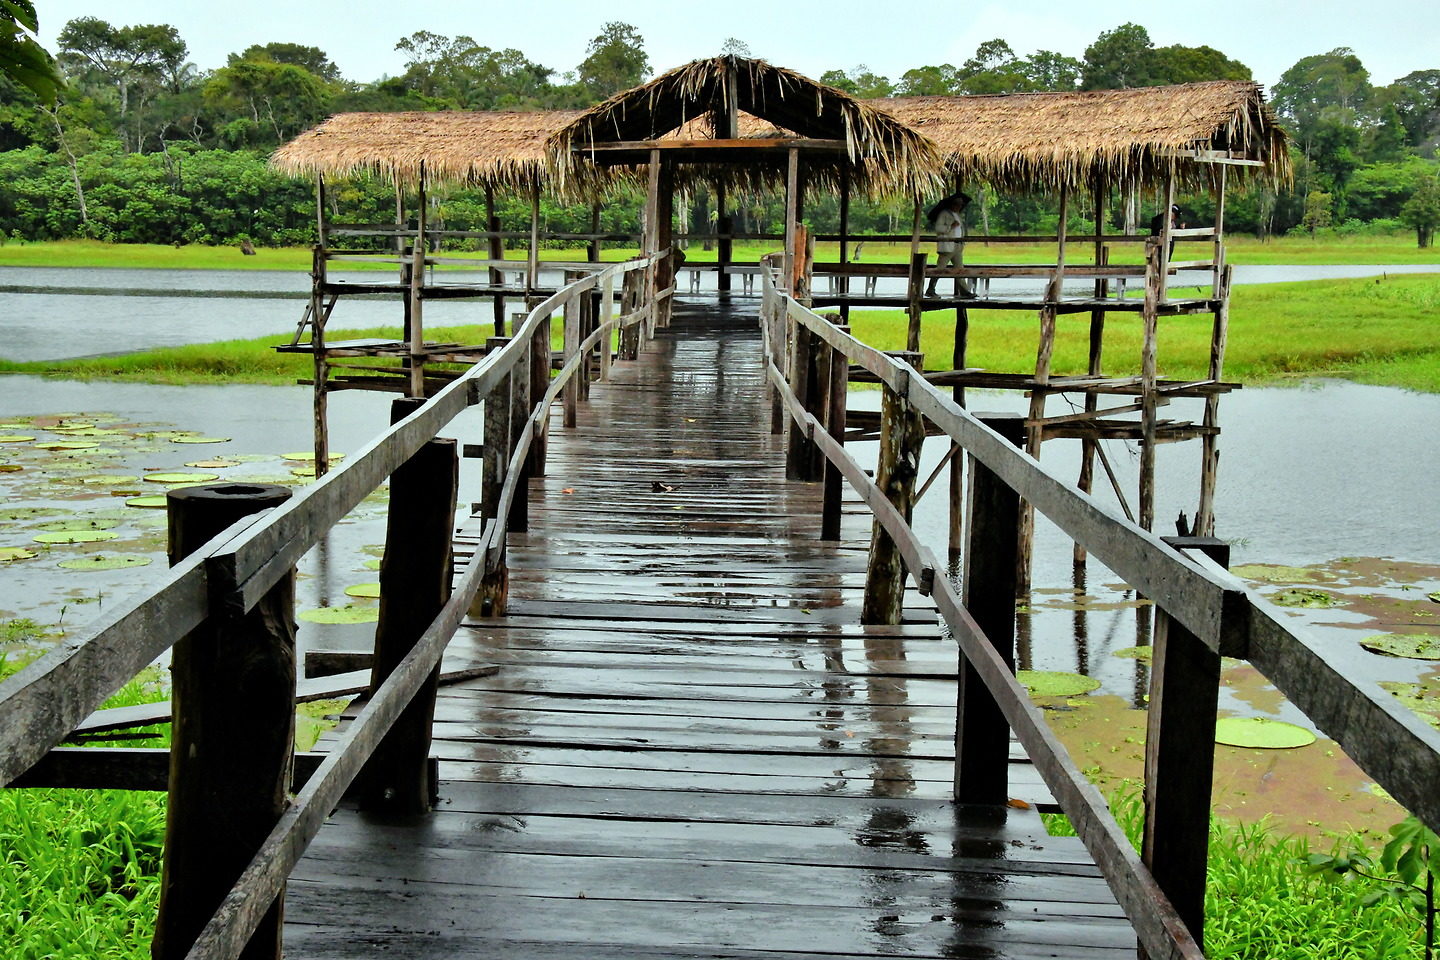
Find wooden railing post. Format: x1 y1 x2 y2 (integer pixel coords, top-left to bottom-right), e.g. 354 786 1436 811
480 338 512 524
154 483 295 960
1142 536 1229 952
861 352 924 624
578 286 594 403
768 294 786 436
619 271 641 360
562 274 581 428
509 335 533 534
955 413 1024 805
784 319 815 480
599 273 615 382
906 252 927 354
529 314 551 477
820 326 849 541
356 396 456 815
802 323 829 482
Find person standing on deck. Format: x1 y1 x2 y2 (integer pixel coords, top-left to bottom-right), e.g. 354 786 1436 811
925 192 972 298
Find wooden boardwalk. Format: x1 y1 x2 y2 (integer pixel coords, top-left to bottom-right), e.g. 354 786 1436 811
284 299 1136 959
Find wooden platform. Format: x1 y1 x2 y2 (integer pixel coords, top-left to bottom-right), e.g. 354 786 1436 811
283 299 1138 959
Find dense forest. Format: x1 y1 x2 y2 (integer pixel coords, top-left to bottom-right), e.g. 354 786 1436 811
0 11 1438 248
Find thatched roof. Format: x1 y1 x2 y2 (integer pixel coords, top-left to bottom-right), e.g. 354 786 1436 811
269 109 582 191
877 81 1291 191
548 56 947 197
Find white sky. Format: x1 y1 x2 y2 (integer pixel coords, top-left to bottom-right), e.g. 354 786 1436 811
35 0 1440 91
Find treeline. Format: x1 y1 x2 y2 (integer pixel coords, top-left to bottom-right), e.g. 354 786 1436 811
0 16 1437 247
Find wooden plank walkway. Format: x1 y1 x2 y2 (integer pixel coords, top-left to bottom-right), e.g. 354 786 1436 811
284 299 1137 959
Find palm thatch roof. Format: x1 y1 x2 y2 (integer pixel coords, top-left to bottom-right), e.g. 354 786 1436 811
269 109 586 192
877 81 1291 192
548 56 947 197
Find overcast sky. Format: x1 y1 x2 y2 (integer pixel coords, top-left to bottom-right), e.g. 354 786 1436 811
35 0 1440 92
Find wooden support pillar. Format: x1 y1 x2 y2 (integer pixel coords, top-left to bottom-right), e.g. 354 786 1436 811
1076 178 1108 565
1196 264 1232 536
309 244 330 478
1158 165 1176 301
769 299 786 437
599 273 615 381
837 166 851 323
955 414 1023 805
784 318 815 480
526 181 540 295
154 483 295 960
562 274 581 428
357 397 455 815
405 161 428 399
802 320 828 482
508 337 533 534
486 185 505 336
905 251 927 354
1143 537 1229 952
529 316 551 477
651 151 675 327
820 325 849 541
588 203 601 263
861 353 924 625
480 345 512 523
619 271 641 361
1139 237 1162 531
578 286 595 402
783 147 799 294
716 181 732 293
947 306 969 568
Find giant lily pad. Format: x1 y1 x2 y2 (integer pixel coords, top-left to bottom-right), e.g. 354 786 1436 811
1017 670 1101 698
1111 646 1154 663
35 440 99 451
0 434 37 443
33 530 119 544
57 553 153 571
171 436 230 444
0 547 38 562
1360 634 1440 660
143 472 220 484
125 495 169 509
1214 717 1315 749
185 459 240 469
0 464 21 473
344 583 381 599
1 507 63 521
299 604 379 625
1271 588 1344 608
1231 564 1318 584
37 518 121 532
282 451 344 462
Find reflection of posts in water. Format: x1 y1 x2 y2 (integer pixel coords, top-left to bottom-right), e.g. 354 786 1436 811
862 631 915 800
1072 561 1089 676
1132 598 1153 710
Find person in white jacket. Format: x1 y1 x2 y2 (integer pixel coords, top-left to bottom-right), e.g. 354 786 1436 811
925 192 972 298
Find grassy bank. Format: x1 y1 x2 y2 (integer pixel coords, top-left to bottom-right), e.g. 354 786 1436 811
5 273 1435 392
0 234 1436 272
1044 789 1429 959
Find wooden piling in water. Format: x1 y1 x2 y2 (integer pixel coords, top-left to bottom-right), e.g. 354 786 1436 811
861 352 923 625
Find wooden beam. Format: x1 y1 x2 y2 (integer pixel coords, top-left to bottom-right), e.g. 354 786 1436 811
577 137 848 152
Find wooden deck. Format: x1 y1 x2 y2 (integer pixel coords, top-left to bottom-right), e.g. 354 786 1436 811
283 298 1137 959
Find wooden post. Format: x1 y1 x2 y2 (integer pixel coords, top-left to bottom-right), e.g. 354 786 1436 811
1196 264 1232 536
599 274 615 381
783 147 799 294
588 203 601 263
509 336 532 534
357 397 455 815
654 154 674 328
905 251 927 354
716 181 732 293
527 180 540 296
837 165 851 323
1158 165 1176 302
480 345 512 522
529 315 551 476
619 271 641 361
1139 237 1162 531
769 299 786 437
309 244 330 478
784 318 814 480
947 305 969 568
1143 537 1230 951
486 185 505 336
1076 179 1108 565
820 327 849 541
562 275 581 428
861 352 924 625
803 319 828 482
955 414 1024 805
154 483 295 960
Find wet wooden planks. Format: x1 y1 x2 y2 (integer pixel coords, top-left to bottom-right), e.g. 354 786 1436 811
286 299 1136 959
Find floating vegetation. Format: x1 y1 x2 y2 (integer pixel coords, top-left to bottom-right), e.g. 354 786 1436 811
1017 670 1101 698
344 583 381 599
1231 564 1319 584
142 472 220 484
33 530 120 544
0 435 37 443
124 495 169 509
1112 645 1154 663
1429 592 1440 604
1 507 63 521
78 475 139 486
282 451 344 462
57 554 153 571
1271 588 1344 608
1215 717 1316 749
361 558 381 571
171 436 230 444
184 459 240 469
0 547 38 563
1360 633 1440 660
0 464 21 473
1379 680 1440 730
36 518 121 532
34 440 99 451
290 466 318 478
298 604 379 625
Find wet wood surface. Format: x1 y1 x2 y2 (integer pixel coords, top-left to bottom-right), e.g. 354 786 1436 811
286 299 1136 958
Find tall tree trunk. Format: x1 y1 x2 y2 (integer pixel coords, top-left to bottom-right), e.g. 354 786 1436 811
44 106 88 226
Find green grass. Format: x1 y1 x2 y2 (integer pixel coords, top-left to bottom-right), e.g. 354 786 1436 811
1 234 1435 272
845 273 1440 392
1044 788 1428 959
1 633 169 959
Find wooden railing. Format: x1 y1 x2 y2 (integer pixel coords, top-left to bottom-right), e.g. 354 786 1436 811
760 265 1440 959
0 253 672 960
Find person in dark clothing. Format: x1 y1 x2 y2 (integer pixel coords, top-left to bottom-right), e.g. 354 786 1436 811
925 192 972 298
1150 204 1182 258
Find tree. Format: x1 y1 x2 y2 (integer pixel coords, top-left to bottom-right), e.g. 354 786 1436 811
896 64 959 96
1401 175 1440 247
1368 103 1410 163
1080 23 1155 90
1 0 62 101
232 43 341 82
1022 51 1081 92
203 60 334 146
1148 44 1251 84
957 39 1030 94
719 38 750 58
1301 189 1333 235
393 32 554 109
1380 70 1440 148
1271 49 1373 141
819 65 893 99
56 17 187 117
578 22 649 98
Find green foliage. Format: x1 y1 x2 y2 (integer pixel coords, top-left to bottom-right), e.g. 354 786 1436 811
1302 190 1335 235
0 0 63 102
578 21 650 98
1402 175 1440 247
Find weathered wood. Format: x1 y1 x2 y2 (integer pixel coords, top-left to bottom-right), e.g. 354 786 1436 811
407 162 428 399
905 252 926 353
948 305 969 567
154 483 296 960
530 315 551 476
310 244 330 477
1139 238 1162 531
562 276 582 428
1142 537 1228 952
861 354 924 625
14 748 333 792
782 147 799 294
485 185 506 335
509 335 533 534
783 318 814 481
355 398 457 815
527 182 540 293
480 345 513 523
820 326 848 541
956 415 1023 805
1195 265 1231 535
801 317 827 481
